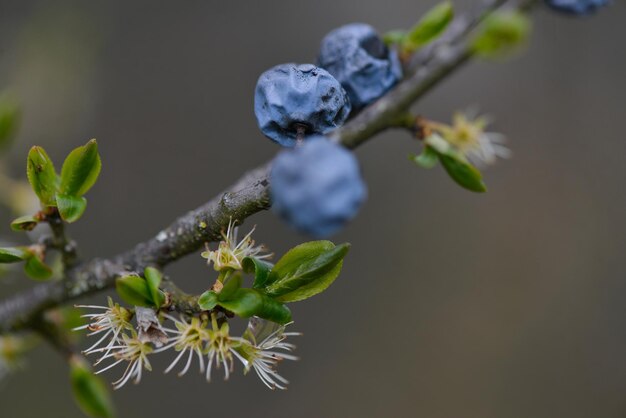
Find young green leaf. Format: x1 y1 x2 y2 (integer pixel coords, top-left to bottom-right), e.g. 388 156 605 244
10 215 39 232
0 95 20 151
218 288 292 324
0 247 29 263
439 154 487 192
144 267 165 308
60 139 102 197
383 29 407 46
115 275 153 307
198 290 218 310
402 1 454 54
264 241 350 303
26 146 58 206
471 11 531 59
24 255 53 280
243 257 274 289
56 194 87 223
411 146 439 169
70 357 115 418
219 274 243 301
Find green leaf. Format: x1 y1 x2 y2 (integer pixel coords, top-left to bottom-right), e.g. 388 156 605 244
56 194 87 223
115 275 153 307
264 241 350 303
24 255 53 280
219 274 243 300
439 154 487 193
218 288 292 324
198 291 218 310
10 215 39 232
70 357 115 418
60 139 102 197
471 11 531 59
143 267 165 308
402 1 454 54
0 95 20 151
0 247 29 263
383 29 406 46
243 257 274 289
26 146 58 206
411 146 439 169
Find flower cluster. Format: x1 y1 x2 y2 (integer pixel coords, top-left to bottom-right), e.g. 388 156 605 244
201 219 271 271
76 300 297 390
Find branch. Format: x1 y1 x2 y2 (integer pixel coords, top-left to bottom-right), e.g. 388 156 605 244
0 0 536 333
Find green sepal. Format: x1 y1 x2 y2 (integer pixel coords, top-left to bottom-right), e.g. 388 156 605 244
0 95 20 151
0 247 29 263
56 194 87 223
24 255 53 280
60 139 102 197
26 146 58 207
243 257 274 289
10 215 39 232
143 267 165 308
70 356 116 418
402 1 454 54
219 289 292 324
264 241 350 303
115 275 154 307
439 154 487 193
198 291 218 310
410 146 439 169
471 11 531 59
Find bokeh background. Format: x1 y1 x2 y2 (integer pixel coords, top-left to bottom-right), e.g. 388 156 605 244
0 0 625 417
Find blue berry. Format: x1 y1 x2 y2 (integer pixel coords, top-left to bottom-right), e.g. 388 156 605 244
270 137 367 237
544 0 609 15
254 64 351 147
318 23 403 110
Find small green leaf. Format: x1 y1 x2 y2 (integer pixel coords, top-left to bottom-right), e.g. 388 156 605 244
411 146 439 169
264 241 350 303
383 29 406 46
116 275 153 307
439 154 487 192
198 291 218 310
10 215 39 232
143 267 165 308
219 274 243 301
70 357 115 418
24 255 53 280
60 139 102 197
26 146 58 206
402 1 454 54
0 247 29 263
218 288 292 324
471 11 531 59
0 95 20 151
56 194 87 223
243 257 274 289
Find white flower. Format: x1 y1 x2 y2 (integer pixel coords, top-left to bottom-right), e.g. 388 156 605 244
156 314 209 376
235 317 299 390
201 219 271 271
204 315 247 382
430 111 510 166
94 333 153 389
75 297 133 364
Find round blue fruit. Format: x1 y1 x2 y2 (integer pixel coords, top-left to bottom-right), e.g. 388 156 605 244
318 23 403 110
254 64 351 147
270 137 367 237
544 0 609 15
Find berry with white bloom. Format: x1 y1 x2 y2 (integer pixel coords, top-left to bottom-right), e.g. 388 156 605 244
94 332 153 389
201 219 271 271
75 297 133 363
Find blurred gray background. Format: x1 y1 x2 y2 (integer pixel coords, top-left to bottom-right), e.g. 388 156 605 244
0 0 625 417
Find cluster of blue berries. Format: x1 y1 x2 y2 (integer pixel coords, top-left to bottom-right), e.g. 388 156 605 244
544 0 609 15
254 24 401 236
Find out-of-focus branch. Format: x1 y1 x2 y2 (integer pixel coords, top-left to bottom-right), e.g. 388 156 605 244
0 0 537 333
